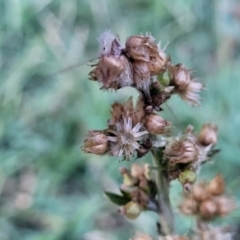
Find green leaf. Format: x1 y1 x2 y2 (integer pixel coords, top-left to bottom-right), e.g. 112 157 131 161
157 72 170 86
104 191 131 206
207 148 221 158
120 188 132 199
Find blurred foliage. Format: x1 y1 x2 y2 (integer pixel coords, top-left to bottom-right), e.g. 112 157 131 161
0 0 240 239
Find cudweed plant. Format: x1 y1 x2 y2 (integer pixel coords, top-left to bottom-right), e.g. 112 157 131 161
82 31 236 240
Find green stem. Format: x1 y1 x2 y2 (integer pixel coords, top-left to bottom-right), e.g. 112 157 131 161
151 149 174 236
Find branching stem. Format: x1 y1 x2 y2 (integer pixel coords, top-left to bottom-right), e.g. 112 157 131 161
151 149 174 236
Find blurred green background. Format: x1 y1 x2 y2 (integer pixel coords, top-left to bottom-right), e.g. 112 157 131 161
0 0 240 239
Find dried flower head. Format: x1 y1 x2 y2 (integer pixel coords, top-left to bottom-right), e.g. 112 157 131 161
169 64 191 90
109 97 145 127
82 131 108 155
89 54 133 90
164 138 199 165
169 64 203 106
207 174 225 196
147 53 167 76
180 176 236 221
107 117 148 160
179 197 198 215
199 199 218 219
107 98 149 160
192 182 210 202
198 123 218 146
163 124 219 184
145 113 171 135
125 34 157 62
178 81 203 106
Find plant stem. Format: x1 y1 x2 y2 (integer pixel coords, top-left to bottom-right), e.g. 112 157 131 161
151 149 174 236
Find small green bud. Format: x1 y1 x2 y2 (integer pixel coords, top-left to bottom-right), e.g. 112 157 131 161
157 72 170 86
179 169 197 185
123 173 138 187
124 201 142 220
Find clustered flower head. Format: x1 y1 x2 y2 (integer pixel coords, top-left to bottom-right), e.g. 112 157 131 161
83 96 171 160
89 30 203 107
117 164 157 219
107 97 149 160
163 124 218 189
83 31 206 161
179 175 236 220
82 31 237 240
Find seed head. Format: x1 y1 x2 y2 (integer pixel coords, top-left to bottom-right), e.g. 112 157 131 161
89 55 133 90
107 98 149 160
82 131 108 155
192 183 210 202
169 64 204 106
164 139 198 165
144 113 171 135
199 199 218 219
169 64 191 90
109 97 145 127
179 197 198 215
147 54 167 76
180 176 235 221
107 117 148 160
179 81 204 106
125 34 157 62
198 123 218 146
89 56 123 88
207 174 225 196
